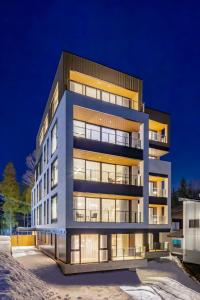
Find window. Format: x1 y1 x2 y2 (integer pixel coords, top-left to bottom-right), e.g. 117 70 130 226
189 219 200 228
73 196 85 222
86 161 100 181
47 138 49 163
51 159 58 189
73 158 85 180
69 81 133 109
44 173 46 196
100 235 108 262
43 144 47 166
116 165 129 184
86 198 100 222
44 201 46 225
102 199 115 222
116 200 129 222
73 120 85 138
116 130 129 147
51 195 57 223
102 127 115 144
51 122 57 155
70 81 83 94
47 169 49 194
47 199 49 224
39 180 42 201
51 83 58 116
71 235 80 264
85 86 96 98
86 124 100 141
102 91 110 102
39 205 42 225
102 163 115 183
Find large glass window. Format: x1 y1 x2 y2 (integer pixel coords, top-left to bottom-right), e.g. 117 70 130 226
102 199 115 222
73 196 85 222
70 81 83 94
116 200 129 222
116 165 129 184
81 234 99 263
102 163 115 183
51 159 58 188
102 91 110 102
73 120 132 147
116 130 129 146
51 195 57 223
86 161 100 181
69 81 132 109
102 127 115 144
73 120 85 138
85 86 96 98
86 124 100 141
51 122 57 155
86 198 100 222
73 158 85 180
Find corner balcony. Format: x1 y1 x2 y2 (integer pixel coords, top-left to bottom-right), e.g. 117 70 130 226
73 111 143 160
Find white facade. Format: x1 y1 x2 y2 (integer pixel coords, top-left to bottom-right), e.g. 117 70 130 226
183 199 200 264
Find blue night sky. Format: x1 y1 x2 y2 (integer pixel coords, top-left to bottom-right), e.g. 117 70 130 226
0 0 200 187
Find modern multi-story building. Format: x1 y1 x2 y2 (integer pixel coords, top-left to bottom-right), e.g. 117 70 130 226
31 51 171 274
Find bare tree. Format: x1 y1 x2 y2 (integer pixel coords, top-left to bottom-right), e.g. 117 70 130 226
22 151 36 187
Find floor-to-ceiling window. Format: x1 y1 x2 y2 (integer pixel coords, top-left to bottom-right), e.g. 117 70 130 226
112 234 143 260
73 196 142 223
71 234 108 264
74 158 135 185
73 119 133 148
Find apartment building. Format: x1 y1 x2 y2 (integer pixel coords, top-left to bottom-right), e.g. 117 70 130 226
31 52 171 274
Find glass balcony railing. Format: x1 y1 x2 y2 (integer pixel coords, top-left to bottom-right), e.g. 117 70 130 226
73 124 141 149
73 209 142 223
149 215 167 225
149 187 167 197
112 247 144 260
149 131 167 143
74 168 141 186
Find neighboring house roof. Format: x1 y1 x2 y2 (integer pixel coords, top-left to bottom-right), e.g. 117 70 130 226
167 229 183 238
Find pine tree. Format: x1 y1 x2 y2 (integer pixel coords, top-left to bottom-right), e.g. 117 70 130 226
0 163 20 234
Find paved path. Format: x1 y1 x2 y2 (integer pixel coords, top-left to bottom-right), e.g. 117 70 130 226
14 247 139 300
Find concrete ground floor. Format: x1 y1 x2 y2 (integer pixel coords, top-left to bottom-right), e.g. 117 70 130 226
36 228 170 274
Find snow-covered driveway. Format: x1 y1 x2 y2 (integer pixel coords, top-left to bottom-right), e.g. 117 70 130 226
121 258 200 300
121 277 200 299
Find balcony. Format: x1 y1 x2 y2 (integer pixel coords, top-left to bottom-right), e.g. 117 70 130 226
70 79 139 110
149 187 167 197
149 215 167 225
73 119 143 160
149 130 167 143
73 209 142 223
112 247 144 260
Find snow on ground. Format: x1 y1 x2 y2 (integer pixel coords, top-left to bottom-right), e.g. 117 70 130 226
2 246 200 300
0 250 59 299
121 257 200 300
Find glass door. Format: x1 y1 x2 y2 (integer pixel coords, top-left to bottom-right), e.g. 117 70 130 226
81 234 99 263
